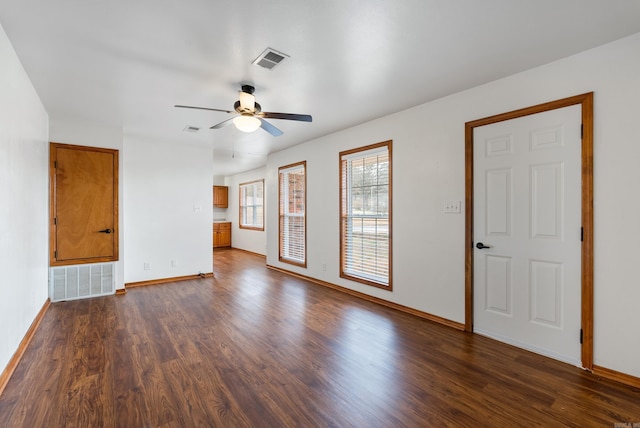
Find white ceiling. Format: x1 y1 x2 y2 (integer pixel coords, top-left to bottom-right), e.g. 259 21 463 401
2 1 640 177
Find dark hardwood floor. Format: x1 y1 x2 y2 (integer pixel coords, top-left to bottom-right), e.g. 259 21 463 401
1 249 639 426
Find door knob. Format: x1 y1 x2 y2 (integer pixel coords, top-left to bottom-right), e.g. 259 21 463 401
476 242 491 249
98 229 112 234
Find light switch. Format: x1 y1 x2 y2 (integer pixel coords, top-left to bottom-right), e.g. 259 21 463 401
443 200 461 214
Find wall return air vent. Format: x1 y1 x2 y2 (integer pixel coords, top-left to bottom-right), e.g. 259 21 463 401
252 48 289 70
50 262 115 302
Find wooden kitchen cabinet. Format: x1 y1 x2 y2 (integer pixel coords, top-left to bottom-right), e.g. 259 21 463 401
213 185 228 208
213 222 231 248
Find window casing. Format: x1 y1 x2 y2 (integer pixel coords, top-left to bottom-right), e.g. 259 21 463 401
278 161 306 267
239 179 264 230
340 141 392 289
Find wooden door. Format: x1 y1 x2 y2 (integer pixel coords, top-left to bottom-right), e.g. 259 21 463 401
50 143 118 266
472 105 582 366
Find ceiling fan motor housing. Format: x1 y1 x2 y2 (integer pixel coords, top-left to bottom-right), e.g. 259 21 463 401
241 84 255 94
234 100 261 114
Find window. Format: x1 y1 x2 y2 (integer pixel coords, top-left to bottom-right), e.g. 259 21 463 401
239 179 264 230
279 161 306 267
340 141 392 289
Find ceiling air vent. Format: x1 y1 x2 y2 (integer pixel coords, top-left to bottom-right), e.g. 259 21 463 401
183 125 200 133
252 48 289 70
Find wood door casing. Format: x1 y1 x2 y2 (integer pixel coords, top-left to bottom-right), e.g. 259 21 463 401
464 92 594 369
50 143 119 266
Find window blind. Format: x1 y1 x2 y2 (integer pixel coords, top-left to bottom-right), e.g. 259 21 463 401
340 141 392 288
279 162 306 266
239 180 264 230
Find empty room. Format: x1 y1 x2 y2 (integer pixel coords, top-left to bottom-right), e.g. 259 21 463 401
1 1 640 426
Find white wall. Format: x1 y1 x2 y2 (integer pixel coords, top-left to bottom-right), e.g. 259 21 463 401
124 136 213 282
267 32 640 378
49 120 125 289
225 167 267 255
0 24 49 373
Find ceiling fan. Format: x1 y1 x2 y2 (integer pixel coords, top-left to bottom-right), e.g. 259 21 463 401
175 85 312 136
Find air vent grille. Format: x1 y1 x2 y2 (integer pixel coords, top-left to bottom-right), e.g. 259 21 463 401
183 125 200 133
252 48 289 70
50 263 115 302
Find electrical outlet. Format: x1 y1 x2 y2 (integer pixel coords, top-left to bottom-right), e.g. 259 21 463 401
171 260 177 268
322 263 327 272
144 262 150 270
443 200 461 214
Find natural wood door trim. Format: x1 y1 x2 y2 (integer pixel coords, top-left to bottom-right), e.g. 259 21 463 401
464 92 594 370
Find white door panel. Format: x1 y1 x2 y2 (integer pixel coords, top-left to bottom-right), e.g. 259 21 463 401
474 105 581 366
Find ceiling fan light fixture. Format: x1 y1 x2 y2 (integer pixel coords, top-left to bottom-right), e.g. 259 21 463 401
233 114 261 133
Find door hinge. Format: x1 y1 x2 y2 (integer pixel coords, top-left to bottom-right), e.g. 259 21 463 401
581 227 584 241
54 217 57 225
581 124 584 139
54 161 57 168
580 328 583 344
54 250 57 259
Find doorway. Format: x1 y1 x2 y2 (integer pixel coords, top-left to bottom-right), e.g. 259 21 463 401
464 93 593 369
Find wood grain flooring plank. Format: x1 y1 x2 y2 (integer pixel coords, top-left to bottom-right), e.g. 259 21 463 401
1 248 639 426
187 360 254 427
111 327 146 428
131 341 178 427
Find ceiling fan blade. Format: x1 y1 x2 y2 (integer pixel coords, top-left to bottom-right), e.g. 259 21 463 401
210 117 236 129
259 118 283 136
259 112 312 122
175 105 234 114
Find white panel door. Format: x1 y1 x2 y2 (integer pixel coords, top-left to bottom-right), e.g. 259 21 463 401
473 105 582 366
